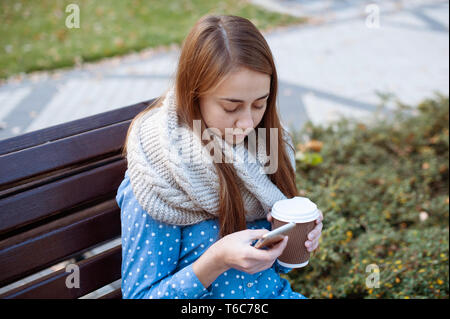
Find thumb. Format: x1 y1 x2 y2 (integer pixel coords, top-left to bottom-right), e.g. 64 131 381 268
247 228 270 240
267 235 289 257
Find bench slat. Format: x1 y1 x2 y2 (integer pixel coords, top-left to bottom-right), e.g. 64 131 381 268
99 288 123 299
0 245 121 299
0 98 158 299
0 120 131 188
0 199 121 287
0 159 126 235
0 154 123 200
0 100 152 156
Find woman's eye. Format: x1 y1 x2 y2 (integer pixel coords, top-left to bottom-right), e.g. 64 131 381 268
223 103 265 113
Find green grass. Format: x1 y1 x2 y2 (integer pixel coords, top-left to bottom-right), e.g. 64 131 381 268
287 94 449 298
0 0 305 79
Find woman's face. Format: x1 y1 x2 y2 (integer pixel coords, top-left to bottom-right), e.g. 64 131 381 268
199 67 271 145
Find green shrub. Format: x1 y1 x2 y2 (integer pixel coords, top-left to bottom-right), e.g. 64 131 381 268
287 94 449 299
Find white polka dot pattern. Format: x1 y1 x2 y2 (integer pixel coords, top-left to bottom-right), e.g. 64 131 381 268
116 172 307 299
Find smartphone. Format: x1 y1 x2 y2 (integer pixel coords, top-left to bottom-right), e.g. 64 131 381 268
254 222 296 249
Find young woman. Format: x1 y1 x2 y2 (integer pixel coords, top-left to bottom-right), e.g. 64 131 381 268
116 14 323 299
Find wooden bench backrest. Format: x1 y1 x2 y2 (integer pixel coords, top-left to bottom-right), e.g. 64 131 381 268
0 99 154 298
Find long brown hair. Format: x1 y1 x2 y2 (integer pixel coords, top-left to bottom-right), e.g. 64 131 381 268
121 14 298 238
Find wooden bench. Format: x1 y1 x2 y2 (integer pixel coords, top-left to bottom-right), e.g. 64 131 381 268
0 98 155 299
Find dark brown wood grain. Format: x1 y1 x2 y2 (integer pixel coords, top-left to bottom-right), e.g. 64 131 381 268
0 154 125 201
0 121 130 188
99 288 122 299
0 98 157 298
0 159 126 236
0 99 153 156
0 245 121 299
0 199 121 287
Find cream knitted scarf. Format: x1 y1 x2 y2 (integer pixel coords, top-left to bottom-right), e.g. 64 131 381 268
126 85 296 226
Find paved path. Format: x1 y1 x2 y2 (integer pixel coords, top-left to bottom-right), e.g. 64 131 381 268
0 0 448 141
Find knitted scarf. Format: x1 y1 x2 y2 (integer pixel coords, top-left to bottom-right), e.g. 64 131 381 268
125 85 296 226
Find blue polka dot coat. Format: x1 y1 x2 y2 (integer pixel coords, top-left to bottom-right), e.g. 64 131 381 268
116 170 307 299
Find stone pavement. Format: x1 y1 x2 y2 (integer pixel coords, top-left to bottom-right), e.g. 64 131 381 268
0 0 448 298
0 0 448 141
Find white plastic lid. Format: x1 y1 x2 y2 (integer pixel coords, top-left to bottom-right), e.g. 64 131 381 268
271 197 319 223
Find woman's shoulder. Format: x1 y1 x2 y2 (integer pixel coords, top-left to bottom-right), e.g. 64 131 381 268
115 169 135 210
117 171 180 234
116 170 190 227
116 169 220 235
117 169 130 193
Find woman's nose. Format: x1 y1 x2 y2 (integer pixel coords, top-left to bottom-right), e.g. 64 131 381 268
236 113 254 130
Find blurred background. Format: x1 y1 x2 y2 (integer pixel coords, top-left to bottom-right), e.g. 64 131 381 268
0 0 448 299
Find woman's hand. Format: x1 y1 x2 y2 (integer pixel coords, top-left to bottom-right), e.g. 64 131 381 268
267 209 323 253
213 229 289 275
193 228 288 289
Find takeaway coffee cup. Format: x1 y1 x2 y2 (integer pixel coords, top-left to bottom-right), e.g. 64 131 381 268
271 196 320 268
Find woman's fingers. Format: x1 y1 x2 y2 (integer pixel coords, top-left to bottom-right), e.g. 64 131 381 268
273 235 288 250
316 209 324 224
251 235 288 260
247 228 270 240
307 222 323 241
234 228 269 245
266 236 288 259
315 222 323 235
306 222 322 251
310 240 319 252
305 240 312 249
305 238 319 252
